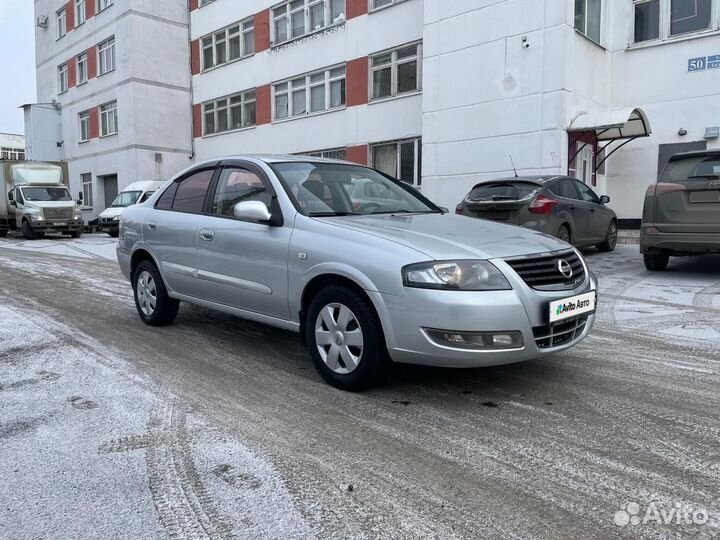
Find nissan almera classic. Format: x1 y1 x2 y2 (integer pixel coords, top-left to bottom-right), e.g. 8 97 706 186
116 156 598 391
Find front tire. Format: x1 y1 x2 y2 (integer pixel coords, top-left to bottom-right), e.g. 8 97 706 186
132 260 179 326
0 229 8 238
108 231 119 238
69 231 82 239
305 285 386 391
597 220 617 252
21 220 36 240
643 252 669 271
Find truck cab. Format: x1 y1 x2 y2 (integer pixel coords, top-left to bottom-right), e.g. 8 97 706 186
1 161 83 240
97 181 165 237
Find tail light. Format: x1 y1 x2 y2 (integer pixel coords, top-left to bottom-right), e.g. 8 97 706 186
455 204 464 215
528 195 559 214
646 183 685 196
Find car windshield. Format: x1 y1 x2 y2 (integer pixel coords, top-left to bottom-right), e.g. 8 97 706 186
271 162 439 216
111 191 143 207
467 181 541 201
661 156 720 182
20 187 72 202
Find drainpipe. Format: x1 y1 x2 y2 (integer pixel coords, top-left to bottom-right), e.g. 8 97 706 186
187 0 196 160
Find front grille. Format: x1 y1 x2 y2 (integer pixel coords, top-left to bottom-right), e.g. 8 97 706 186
42 208 73 221
505 249 585 291
533 316 589 349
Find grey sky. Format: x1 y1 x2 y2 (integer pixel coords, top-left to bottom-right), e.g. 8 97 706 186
0 0 36 135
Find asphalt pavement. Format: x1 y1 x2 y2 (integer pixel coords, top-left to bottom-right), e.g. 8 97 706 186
1 235 719 539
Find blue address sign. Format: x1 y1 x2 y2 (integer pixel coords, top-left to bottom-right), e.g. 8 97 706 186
689 55 720 72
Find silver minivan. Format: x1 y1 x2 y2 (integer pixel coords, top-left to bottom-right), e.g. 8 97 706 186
117 156 597 390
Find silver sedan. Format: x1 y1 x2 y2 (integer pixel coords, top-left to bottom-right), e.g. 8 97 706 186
117 156 598 391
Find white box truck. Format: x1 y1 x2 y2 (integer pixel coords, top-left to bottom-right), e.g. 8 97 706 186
0 160 84 240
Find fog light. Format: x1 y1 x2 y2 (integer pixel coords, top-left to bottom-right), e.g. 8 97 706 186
424 329 523 350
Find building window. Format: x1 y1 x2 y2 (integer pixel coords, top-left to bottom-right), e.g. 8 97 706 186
574 0 601 43
81 173 93 207
203 89 256 135
57 8 67 39
634 0 712 43
371 0 406 9
98 0 113 12
371 138 422 187
0 148 25 160
271 0 346 46
200 0 215 5
273 65 345 120
371 42 422 100
77 53 88 85
79 111 90 142
100 101 118 136
75 0 86 26
303 148 347 160
58 63 69 94
201 18 254 71
98 37 116 75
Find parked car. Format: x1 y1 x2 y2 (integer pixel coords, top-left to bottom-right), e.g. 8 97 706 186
98 181 165 237
456 176 618 251
641 150 720 271
117 157 597 391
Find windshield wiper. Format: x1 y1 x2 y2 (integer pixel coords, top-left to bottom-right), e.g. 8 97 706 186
689 174 720 179
308 211 356 217
369 209 439 215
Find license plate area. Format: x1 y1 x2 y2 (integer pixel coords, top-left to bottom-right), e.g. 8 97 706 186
549 291 596 324
689 191 720 203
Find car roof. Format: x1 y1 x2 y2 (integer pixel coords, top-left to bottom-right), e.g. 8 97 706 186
473 175 563 186
211 154 351 165
669 149 720 161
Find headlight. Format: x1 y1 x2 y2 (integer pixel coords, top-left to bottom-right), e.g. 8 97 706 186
402 260 511 291
113 215 120 221
29 213 43 221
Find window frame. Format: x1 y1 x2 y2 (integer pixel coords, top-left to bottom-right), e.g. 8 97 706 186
75 0 87 26
201 17 255 72
81 173 93 208
272 64 346 121
369 42 422 101
57 8 67 39
301 148 347 160
77 53 88 85
270 0 347 47
369 0 408 12
58 63 69 94
98 37 116 75
632 0 717 45
371 137 422 187
97 0 114 12
203 89 257 136
574 0 603 45
99 101 118 137
79 111 91 142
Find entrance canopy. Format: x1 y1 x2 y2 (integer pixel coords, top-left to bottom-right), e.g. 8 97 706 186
569 107 651 140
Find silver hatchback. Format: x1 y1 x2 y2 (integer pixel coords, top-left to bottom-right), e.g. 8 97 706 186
117 156 598 391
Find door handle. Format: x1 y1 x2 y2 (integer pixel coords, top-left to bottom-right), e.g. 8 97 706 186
200 229 215 241
568 205 576 210
147 222 157 230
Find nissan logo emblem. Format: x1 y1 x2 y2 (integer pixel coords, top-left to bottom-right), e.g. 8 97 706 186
557 259 573 279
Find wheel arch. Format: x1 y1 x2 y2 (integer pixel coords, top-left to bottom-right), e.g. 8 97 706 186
130 247 161 279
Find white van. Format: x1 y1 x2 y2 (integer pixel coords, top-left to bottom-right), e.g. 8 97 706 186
98 181 165 237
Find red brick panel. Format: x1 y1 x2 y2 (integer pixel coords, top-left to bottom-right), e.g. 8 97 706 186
255 10 270 53
87 46 97 79
346 145 368 165
66 0 75 29
347 0 369 19
346 57 368 107
86 0 96 19
190 0 199 10
256 84 272 125
89 107 99 139
68 58 77 88
193 104 203 138
190 39 200 75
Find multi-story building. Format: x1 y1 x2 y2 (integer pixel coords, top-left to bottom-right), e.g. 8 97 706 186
0 133 26 160
32 0 193 219
31 0 720 224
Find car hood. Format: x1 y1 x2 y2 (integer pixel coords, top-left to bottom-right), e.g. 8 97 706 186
99 207 124 218
316 213 570 260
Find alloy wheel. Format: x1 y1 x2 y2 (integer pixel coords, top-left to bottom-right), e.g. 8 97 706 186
136 270 158 316
314 303 364 374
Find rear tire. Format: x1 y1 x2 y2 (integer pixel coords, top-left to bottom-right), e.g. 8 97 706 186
305 285 386 391
556 224 571 244
0 229 8 238
108 231 119 238
132 260 179 326
643 252 669 271
597 220 617 252
69 231 82 239
21 220 36 240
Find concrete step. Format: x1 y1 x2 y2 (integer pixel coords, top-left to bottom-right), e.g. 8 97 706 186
618 230 640 245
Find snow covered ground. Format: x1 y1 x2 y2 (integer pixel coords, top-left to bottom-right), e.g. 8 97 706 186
0 233 118 261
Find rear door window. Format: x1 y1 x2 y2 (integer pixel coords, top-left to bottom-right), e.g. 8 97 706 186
170 170 214 213
661 156 720 183
548 179 580 200
467 182 540 201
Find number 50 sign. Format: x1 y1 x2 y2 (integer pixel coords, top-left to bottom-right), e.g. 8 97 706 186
688 57 706 72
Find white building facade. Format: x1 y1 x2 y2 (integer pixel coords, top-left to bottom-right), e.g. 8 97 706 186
33 0 193 219
0 133 26 161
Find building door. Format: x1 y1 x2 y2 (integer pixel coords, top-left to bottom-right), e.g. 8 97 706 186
576 144 594 185
102 175 118 209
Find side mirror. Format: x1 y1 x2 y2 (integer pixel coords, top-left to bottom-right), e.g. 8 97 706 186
9 200 16 207
600 195 610 204
233 201 271 223
76 200 83 205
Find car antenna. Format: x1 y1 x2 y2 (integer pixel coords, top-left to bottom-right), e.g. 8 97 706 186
509 154 519 178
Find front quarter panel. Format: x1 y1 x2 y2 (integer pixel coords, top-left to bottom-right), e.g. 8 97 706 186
116 205 147 281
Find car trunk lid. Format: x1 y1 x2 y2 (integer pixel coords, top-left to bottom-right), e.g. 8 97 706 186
460 181 540 221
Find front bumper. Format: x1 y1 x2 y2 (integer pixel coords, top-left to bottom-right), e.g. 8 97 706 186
640 227 720 255
370 266 597 368
98 218 120 233
29 220 83 233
